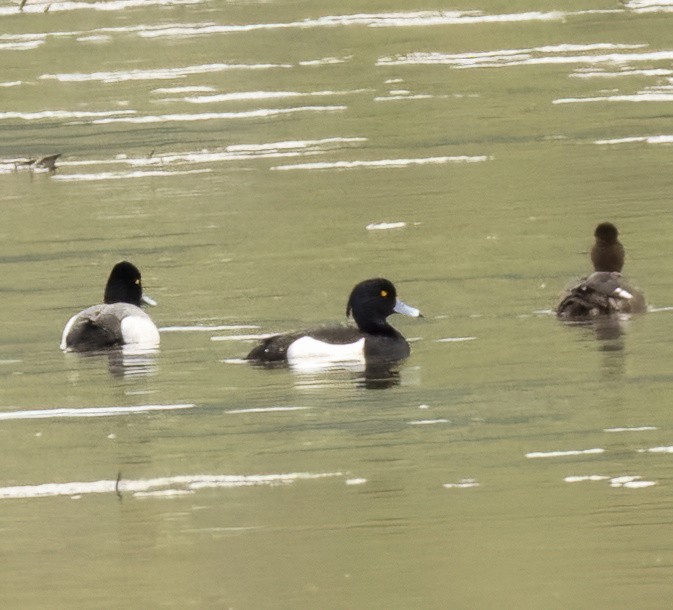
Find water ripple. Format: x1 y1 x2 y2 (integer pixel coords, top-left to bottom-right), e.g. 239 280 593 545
0 471 344 500
565 475 656 488
0 403 195 421
526 448 605 459
271 155 490 171
378 44 663 69
134 11 567 39
82 106 347 125
40 62 291 84
0 0 204 17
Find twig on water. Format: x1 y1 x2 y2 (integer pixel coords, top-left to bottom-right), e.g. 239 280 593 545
115 470 123 501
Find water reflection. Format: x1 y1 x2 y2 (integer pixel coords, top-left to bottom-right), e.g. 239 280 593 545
560 316 626 379
64 345 159 378
250 358 403 390
359 361 401 390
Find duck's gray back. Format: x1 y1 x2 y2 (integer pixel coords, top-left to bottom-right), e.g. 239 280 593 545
63 303 147 351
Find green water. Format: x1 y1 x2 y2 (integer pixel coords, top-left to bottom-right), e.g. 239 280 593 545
2 1 673 607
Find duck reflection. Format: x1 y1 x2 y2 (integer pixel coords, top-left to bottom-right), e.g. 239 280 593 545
259 357 404 390
359 361 401 389
594 317 627 380
66 345 159 378
561 316 626 379
107 344 159 378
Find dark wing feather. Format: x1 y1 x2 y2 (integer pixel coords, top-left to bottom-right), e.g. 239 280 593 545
65 306 123 351
246 331 306 362
246 325 363 362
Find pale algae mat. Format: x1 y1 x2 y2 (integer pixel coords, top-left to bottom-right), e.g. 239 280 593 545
2 0 673 607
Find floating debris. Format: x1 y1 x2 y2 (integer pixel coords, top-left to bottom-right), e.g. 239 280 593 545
443 479 479 489
366 221 407 230
0 153 61 174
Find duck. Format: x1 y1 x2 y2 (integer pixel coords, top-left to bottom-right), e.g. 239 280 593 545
557 223 646 319
556 271 643 319
60 261 160 351
246 278 421 364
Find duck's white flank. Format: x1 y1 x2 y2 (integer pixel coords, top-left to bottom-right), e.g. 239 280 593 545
121 315 160 347
59 314 79 350
286 336 365 362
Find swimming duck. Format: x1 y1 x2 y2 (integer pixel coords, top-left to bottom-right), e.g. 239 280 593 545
557 223 645 319
246 278 421 364
60 261 160 351
556 271 645 319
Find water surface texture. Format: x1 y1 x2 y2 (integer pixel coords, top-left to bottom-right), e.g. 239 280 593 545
2 0 673 607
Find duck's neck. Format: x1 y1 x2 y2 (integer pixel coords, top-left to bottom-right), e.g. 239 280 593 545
354 315 398 337
104 285 141 306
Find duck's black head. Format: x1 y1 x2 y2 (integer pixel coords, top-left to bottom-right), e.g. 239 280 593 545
346 278 421 335
592 222 624 272
594 222 619 244
103 261 144 306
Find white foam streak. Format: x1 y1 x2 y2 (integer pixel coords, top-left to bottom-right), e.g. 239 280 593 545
609 475 654 487
435 336 477 342
135 489 194 498
152 86 217 94
120 138 364 166
298 56 352 66
564 475 611 482
374 94 434 101
0 471 343 500
377 45 670 70
564 474 656 488
224 407 309 414
86 106 346 124
625 0 673 12
27 138 366 180
211 334 276 341
52 169 211 182
643 446 673 453
443 479 479 489
604 426 658 432
175 89 367 104
40 62 290 84
229 137 366 153
366 222 407 230
408 419 451 425
0 33 47 42
0 162 53 174
369 11 564 26
0 0 204 16
272 155 489 171
595 135 673 144
0 404 194 421
76 35 112 43
160 325 259 332
555 93 673 104
526 448 605 458
572 68 672 79
0 110 135 121
0 41 43 51
136 11 564 38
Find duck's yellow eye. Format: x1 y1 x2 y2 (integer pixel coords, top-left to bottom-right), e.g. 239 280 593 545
135 279 141 285
380 290 388 298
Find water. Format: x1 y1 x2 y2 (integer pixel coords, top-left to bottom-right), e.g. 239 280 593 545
2 0 673 607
